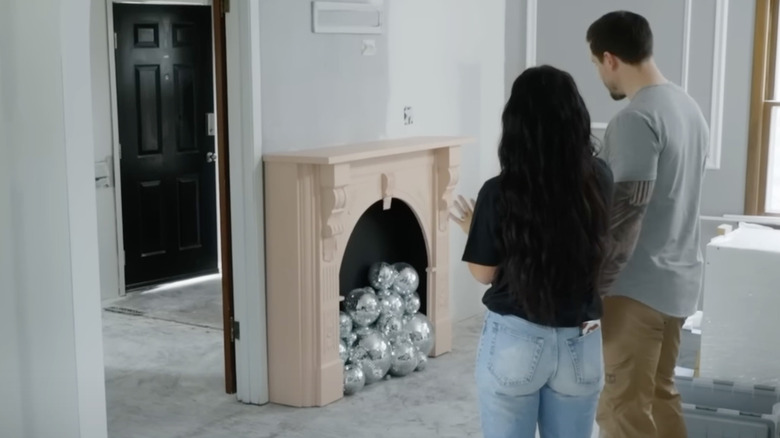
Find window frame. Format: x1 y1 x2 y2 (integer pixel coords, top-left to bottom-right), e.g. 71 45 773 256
747 0 780 215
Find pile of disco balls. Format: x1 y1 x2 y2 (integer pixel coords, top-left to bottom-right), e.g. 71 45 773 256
340 261 435 395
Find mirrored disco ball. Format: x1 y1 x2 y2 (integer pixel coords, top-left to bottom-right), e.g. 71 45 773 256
348 345 368 364
389 331 412 347
343 363 365 395
344 332 358 348
368 262 397 291
392 262 419 296
345 288 381 327
357 358 385 385
354 325 375 340
339 311 353 339
357 330 392 382
377 290 405 318
404 313 434 356
415 350 428 372
389 340 418 377
404 292 421 315
339 339 349 363
376 314 405 340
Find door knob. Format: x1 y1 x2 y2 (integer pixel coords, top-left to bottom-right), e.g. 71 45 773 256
206 152 218 163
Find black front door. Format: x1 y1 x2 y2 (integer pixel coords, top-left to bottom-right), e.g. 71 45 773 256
115 4 218 289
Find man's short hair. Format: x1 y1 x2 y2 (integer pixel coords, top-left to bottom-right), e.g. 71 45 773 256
587 11 653 65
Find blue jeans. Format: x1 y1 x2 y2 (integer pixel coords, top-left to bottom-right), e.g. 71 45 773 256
475 310 604 438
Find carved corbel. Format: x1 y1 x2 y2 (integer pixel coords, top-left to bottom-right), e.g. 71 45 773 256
320 164 350 262
436 147 461 232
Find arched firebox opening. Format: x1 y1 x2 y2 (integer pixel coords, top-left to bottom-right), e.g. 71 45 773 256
339 199 428 314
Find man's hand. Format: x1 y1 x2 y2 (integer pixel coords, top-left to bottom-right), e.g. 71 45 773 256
449 195 476 235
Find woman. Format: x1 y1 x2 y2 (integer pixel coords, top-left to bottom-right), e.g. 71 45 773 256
451 65 613 438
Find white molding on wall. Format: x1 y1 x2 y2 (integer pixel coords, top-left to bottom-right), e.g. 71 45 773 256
681 0 693 92
525 0 537 67
707 0 729 170
526 0 726 168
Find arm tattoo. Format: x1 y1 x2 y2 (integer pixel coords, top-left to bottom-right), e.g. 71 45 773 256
599 180 655 296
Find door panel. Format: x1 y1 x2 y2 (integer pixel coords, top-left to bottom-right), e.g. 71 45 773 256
115 4 217 289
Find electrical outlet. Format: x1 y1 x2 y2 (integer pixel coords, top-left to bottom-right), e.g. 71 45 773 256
362 39 377 56
403 106 414 125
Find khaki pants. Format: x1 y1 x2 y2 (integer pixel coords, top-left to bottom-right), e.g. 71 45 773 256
596 296 687 438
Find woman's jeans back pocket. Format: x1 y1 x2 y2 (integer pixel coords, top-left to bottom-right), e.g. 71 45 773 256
486 321 545 393
566 329 604 386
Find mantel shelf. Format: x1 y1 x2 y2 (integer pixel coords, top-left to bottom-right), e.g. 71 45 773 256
262 136 474 165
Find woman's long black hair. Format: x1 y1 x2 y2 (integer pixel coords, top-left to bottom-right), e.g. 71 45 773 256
497 65 609 325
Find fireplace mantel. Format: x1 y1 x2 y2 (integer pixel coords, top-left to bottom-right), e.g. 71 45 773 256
263 136 471 407
263 136 473 165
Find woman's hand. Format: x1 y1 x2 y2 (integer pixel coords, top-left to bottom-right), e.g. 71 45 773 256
449 195 476 235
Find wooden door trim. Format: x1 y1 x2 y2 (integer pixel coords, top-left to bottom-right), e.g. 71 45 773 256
746 0 774 215
212 0 237 395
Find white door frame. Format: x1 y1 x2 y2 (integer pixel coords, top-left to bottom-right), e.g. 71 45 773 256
103 0 268 404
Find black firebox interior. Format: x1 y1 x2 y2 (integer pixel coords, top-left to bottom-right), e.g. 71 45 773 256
339 199 428 314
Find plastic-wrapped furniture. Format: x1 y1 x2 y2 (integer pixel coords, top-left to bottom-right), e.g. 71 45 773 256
678 375 780 437
700 225 780 387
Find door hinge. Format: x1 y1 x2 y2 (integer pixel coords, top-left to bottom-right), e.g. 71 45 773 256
230 318 240 342
221 0 231 15
113 32 117 50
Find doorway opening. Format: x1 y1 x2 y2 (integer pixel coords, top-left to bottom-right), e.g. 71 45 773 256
103 0 237 404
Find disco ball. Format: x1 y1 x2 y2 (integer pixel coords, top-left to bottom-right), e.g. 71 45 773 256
404 292 421 315
356 330 392 383
343 363 365 395
377 290 405 318
339 311 353 339
348 344 369 364
404 313 434 356
354 325 374 339
392 262 419 296
344 332 358 348
368 262 397 291
344 288 381 327
357 358 385 385
375 314 405 340
389 340 419 377
415 350 428 372
339 339 349 363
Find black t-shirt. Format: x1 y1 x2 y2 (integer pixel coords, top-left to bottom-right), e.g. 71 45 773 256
462 158 614 327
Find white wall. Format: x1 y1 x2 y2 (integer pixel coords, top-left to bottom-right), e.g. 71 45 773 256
0 0 108 437
505 0 754 217
259 0 506 322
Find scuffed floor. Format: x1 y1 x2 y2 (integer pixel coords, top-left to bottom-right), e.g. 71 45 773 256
103 310 486 438
103 282 700 438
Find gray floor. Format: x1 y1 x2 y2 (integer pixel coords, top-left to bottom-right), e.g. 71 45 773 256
103 275 223 330
103 282 700 438
103 308 486 437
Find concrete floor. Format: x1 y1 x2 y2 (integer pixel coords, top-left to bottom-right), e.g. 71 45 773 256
102 281 700 438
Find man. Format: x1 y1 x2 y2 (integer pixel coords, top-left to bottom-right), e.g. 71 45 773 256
586 11 709 438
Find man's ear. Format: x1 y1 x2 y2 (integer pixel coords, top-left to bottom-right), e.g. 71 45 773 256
604 52 620 71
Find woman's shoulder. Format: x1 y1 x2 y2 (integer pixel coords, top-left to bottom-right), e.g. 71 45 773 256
478 176 502 199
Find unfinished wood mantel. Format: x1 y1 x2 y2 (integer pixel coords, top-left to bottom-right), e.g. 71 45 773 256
263 136 470 407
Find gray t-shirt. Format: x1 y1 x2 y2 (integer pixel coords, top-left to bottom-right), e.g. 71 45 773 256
600 83 709 318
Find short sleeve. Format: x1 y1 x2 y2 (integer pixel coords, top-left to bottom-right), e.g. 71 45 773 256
602 111 660 182
462 180 501 266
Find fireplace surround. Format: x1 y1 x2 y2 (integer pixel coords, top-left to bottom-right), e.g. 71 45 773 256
263 136 470 407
